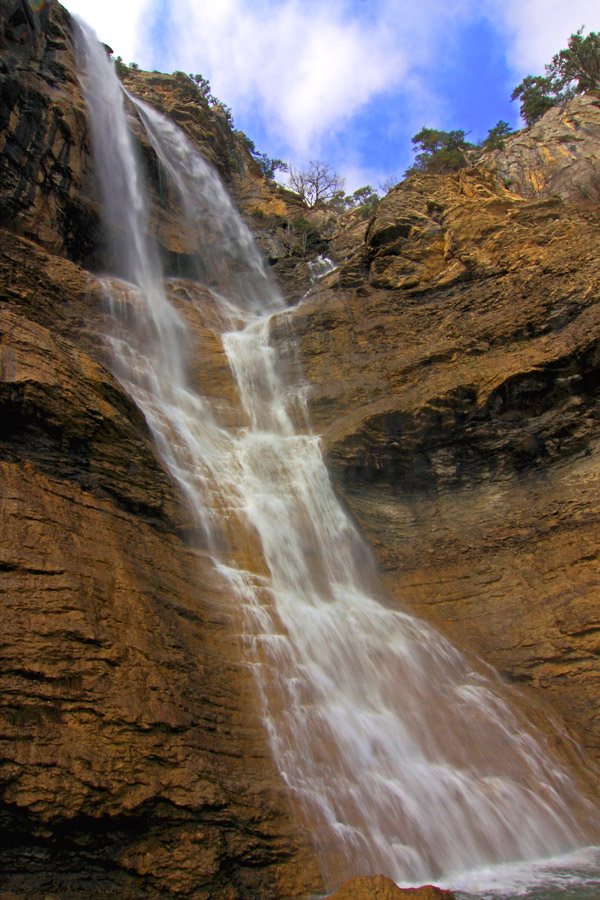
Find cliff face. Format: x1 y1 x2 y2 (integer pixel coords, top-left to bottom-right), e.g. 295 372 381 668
282 101 600 774
483 94 600 208
0 2 322 898
1 0 600 896
0 0 101 262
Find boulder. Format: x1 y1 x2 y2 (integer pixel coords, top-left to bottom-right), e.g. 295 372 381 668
325 874 455 900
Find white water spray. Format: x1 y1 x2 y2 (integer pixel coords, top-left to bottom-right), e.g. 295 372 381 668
308 254 337 283
78 24 597 892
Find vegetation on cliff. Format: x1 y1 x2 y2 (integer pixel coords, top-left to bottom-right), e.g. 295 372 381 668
512 27 600 124
406 28 599 175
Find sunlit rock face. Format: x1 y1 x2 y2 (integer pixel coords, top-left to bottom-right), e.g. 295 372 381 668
282 126 600 776
483 94 600 208
324 876 456 900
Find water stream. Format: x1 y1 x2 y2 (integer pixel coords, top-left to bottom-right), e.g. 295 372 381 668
77 24 599 897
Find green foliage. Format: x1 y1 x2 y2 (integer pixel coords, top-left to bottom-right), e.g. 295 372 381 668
173 71 201 100
482 120 514 151
351 185 376 205
113 55 127 79
290 215 324 254
129 61 139 70
213 102 234 128
345 185 380 218
511 28 600 125
324 189 348 211
173 72 235 127
240 135 288 179
510 74 560 126
254 153 288 180
291 215 314 232
405 128 475 176
189 73 211 97
547 28 600 95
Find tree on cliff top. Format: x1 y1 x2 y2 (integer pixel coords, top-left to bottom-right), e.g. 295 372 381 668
481 120 514 151
405 128 475 176
512 27 600 125
547 28 600 95
288 161 345 207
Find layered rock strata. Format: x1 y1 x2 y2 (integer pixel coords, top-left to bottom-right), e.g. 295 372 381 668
282 116 600 779
0 1 322 897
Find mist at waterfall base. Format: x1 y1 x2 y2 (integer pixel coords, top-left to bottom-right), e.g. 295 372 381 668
77 23 600 899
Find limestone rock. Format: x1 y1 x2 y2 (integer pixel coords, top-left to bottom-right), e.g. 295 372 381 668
282 117 600 783
0 225 323 899
0 3 322 897
482 94 600 208
2 0 600 895
325 875 455 900
0 0 102 263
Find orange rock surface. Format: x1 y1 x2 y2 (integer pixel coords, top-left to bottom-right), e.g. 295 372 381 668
282 113 600 782
0 2 321 897
325 875 455 900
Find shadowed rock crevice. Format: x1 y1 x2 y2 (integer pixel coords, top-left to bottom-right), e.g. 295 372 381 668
326 337 600 495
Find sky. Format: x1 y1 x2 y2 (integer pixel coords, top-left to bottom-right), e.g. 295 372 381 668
61 0 598 192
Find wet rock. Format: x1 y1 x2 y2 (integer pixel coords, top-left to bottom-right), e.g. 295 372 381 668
282 113 600 781
325 875 456 900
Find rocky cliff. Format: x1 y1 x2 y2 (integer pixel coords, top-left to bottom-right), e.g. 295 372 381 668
0 2 322 898
281 96 600 780
1 0 600 897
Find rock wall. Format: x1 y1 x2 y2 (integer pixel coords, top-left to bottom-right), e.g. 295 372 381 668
281 116 600 783
0 0 101 262
0 2 322 897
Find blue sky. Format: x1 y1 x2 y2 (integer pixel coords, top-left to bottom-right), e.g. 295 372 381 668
63 0 598 192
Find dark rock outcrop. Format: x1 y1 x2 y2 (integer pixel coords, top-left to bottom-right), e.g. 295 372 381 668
0 0 101 264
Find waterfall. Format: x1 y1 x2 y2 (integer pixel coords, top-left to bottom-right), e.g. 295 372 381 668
307 254 337 284
77 23 598 894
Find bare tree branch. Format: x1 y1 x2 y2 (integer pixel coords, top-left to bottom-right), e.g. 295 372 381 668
288 161 345 208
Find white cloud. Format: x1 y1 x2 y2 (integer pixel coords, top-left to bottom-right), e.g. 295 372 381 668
62 0 599 186
155 0 411 157
485 0 599 75
61 0 148 63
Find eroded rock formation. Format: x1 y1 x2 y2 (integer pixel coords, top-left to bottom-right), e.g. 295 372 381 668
324 875 456 900
281 105 600 779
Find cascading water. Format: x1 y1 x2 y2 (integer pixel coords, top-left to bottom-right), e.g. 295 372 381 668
77 23 599 897
307 254 337 284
